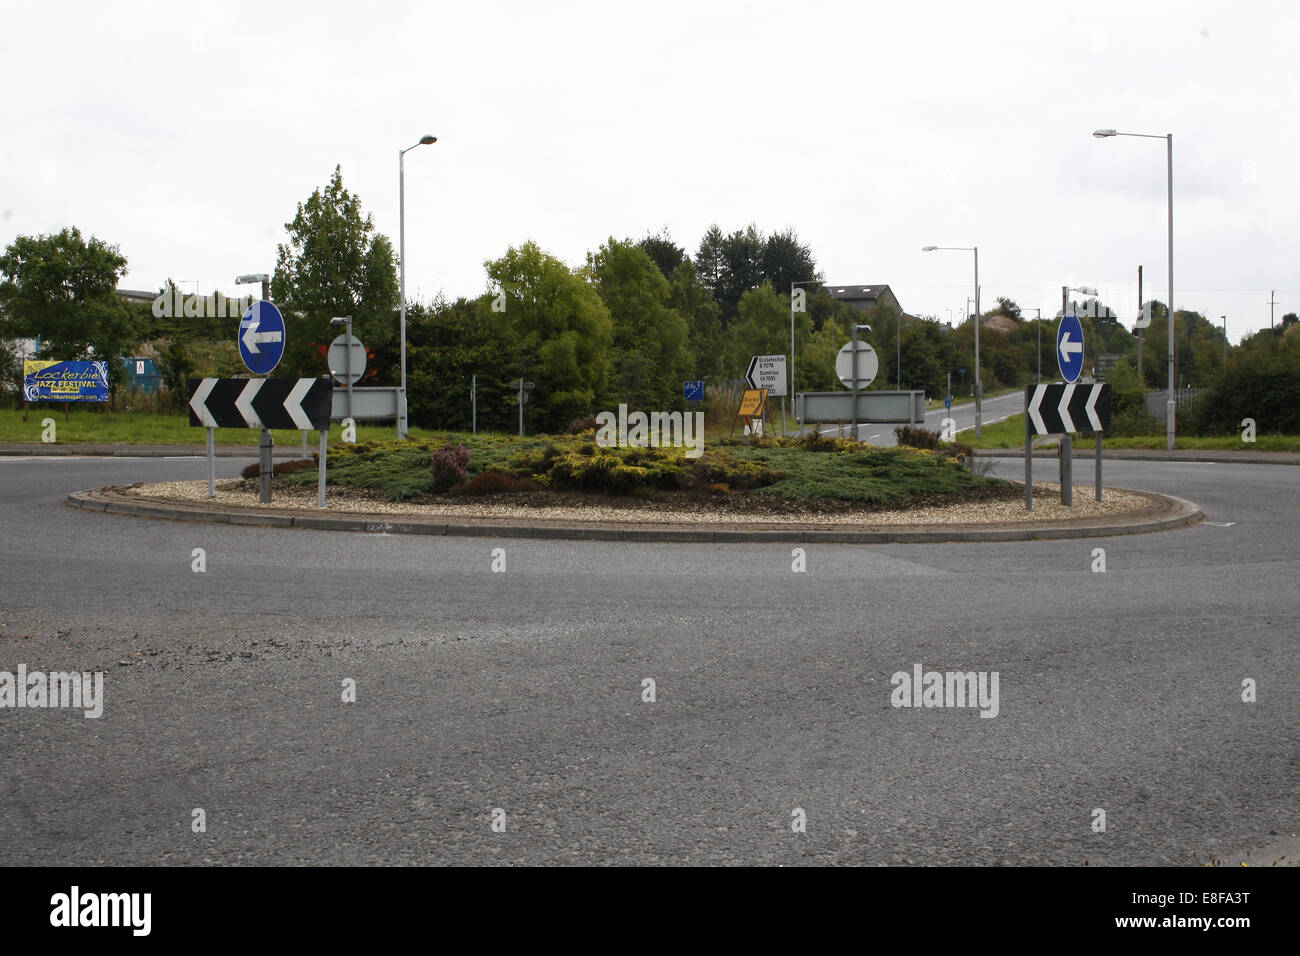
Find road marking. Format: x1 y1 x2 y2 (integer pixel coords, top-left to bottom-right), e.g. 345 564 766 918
1205 521 1237 527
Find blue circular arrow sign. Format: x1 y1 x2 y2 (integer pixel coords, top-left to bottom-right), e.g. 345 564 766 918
1056 313 1084 383
237 301 286 375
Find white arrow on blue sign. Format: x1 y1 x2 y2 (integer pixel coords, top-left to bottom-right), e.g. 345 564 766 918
1056 313 1084 384
238 300 286 376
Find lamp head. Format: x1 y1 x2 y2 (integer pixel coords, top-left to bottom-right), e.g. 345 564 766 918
921 246 938 252
1093 128 1117 138
419 135 437 145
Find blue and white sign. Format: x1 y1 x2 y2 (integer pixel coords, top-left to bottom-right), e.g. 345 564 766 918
683 380 704 402
237 300 286 376
1056 313 1084 384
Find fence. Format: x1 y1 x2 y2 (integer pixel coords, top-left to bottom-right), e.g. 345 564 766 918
1142 388 1208 423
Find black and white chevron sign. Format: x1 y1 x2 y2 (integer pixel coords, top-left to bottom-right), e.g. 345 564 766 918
188 378 331 430
1025 383 1111 435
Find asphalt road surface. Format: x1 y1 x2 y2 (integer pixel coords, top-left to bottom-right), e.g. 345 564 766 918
0 454 1295 865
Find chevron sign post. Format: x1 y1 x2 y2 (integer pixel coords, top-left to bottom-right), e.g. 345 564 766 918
1023 383 1111 510
188 378 331 431
189 377 332 506
1025 383 1110 436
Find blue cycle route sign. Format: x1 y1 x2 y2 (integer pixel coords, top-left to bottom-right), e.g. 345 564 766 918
238 300 286 376
1056 313 1084 384
683 380 704 402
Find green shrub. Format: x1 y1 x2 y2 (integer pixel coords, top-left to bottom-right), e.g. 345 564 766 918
894 424 941 450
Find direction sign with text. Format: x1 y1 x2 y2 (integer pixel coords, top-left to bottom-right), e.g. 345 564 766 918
237 301 286 375
745 355 787 396
1056 313 1084 383
1025 383 1110 435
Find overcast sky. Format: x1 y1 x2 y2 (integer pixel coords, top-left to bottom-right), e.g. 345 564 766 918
3 0 1296 343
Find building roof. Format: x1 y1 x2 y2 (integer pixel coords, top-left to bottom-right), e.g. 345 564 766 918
823 284 892 300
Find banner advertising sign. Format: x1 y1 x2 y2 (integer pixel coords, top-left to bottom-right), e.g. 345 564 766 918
23 360 110 402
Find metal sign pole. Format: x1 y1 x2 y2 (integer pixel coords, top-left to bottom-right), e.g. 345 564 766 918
259 428 273 504
1024 391 1032 511
318 428 327 508
1096 431 1103 502
207 427 215 499
1060 435 1072 506
850 326 860 440
471 374 477 434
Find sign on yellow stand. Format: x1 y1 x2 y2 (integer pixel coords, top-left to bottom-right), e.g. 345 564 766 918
732 388 768 436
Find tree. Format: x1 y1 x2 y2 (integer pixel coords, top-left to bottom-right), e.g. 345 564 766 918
405 297 518 431
992 296 1022 321
760 228 820 297
484 241 612 431
638 228 687 279
0 227 138 401
715 224 766 323
586 238 691 411
668 259 724 378
694 225 725 303
725 284 790 379
271 166 399 379
0 337 22 405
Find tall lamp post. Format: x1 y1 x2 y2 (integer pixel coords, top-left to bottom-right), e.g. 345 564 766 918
923 245 980 437
398 134 438 439
1094 128 1174 449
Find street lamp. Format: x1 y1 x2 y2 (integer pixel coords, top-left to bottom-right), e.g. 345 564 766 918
790 279 820 429
398 133 438 440
235 273 270 301
923 245 980 437
1094 128 1175 449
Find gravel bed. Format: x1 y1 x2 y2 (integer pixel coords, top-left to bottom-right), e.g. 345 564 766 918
120 479 1158 527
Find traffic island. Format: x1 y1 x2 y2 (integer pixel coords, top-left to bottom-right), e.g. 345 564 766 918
66 481 1203 544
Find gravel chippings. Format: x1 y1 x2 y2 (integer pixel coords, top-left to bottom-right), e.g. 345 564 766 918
122 479 1162 528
